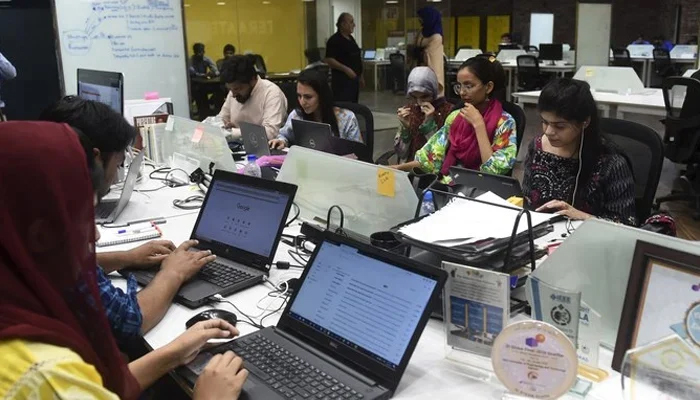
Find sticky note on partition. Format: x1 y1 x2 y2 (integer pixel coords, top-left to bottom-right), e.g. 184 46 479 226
192 127 204 143
377 169 395 198
585 68 595 78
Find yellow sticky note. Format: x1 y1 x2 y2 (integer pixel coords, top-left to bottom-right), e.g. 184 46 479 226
377 169 395 198
585 68 595 78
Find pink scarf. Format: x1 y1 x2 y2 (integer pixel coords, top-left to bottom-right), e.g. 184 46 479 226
440 99 503 176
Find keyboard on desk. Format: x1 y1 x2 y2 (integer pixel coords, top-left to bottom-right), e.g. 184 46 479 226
199 261 254 287
228 335 364 400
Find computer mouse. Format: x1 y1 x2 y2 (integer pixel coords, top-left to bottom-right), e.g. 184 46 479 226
185 309 238 329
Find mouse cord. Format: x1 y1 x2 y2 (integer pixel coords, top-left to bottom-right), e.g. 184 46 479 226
209 295 264 329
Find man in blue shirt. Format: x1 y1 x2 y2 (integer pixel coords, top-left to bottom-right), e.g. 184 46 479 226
0 50 17 121
40 97 216 344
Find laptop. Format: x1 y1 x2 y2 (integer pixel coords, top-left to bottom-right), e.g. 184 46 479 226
292 119 372 163
363 49 376 60
240 121 286 157
95 150 144 224
123 170 297 308
449 166 523 199
181 231 446 400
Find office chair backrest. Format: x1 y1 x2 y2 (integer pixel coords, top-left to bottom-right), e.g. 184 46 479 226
691 70 700 81
661 77 700 163
250 54 267 78
600 118 664 222
277 81 298 113
526 46 538 52
517 55 538 68
611 48 632 67
335 101 374 162
389 53 405 66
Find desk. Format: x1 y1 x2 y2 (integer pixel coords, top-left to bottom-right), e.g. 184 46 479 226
106 177 621 399
612 57 697 87
267 72 300 84
513 88 669 119
363 60 390 91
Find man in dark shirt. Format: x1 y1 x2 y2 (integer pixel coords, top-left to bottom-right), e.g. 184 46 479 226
324 13 363 103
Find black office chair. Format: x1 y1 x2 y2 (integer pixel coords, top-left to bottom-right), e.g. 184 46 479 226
335 101 374 163
600 118 664 222
652 49 680 85
388 53 406 93
516 55 547 91
525 45 538 53
691 70 700 81
276 81 298 114
654 77 700 219
249 54 267 78
611 48 632 67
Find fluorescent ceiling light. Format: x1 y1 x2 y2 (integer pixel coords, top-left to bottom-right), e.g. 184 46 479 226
184 3 191 7
216 2 226 5
386 0 398 4
262 0 271 3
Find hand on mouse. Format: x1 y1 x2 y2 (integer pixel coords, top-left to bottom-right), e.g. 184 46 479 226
165 319 240 366
159 240 216 283
194 351 248 400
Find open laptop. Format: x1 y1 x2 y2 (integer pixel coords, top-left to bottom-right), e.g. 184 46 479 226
122 170 297 308
449 166 523 199
292 119 371 163
95 150 144 224
181 231 446 399
240 121 286 157
363 49 376 60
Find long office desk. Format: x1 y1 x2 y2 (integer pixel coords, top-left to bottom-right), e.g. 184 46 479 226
512 88 669 119
104 175 622 399
613 56 697 87
363 59 391 91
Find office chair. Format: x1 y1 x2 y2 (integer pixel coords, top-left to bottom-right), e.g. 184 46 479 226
276 81 298 114
516 55 547 91
654 77 700 219
525 45 538 53
652 49 680 85
611 48 632 67
388 53 406 93
335 101 374 163
600 118 664 222
691 70 700 80
249 54 267 78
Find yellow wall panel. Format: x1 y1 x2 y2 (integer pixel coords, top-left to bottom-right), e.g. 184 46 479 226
457 16 480 52
486 15 510 53
442 17 455 58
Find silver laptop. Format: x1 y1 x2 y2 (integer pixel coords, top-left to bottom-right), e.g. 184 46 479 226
240 121 286 157
95 150 144 224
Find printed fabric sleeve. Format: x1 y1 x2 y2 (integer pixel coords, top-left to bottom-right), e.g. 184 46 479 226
277 110 301 145
0 51 17 80
480 114 517 175
414 110 459 174
339 110 362 143
394 125 411 160
95 266 143 344
597 154 638 226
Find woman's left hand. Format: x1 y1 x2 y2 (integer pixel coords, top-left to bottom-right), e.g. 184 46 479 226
459 103 485 129
536 200 592 221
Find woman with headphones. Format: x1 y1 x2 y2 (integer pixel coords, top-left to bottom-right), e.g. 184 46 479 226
523 78 637 225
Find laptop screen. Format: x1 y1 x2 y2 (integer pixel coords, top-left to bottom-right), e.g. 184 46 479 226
77 69 124 115
364 50 376 60
287 241 437 370
193 179 291 258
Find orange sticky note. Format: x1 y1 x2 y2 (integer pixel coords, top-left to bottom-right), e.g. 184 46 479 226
192 127 203 143
377 169 395 198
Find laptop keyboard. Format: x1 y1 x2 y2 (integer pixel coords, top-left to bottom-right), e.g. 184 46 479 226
199 261 254 287
228 335 364 400
95 202 117 219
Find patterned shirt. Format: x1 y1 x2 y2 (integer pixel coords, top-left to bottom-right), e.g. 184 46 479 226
277 107 362 145
95 267 143 344
0 51 17 108
414 109 517 178
394 100 455 162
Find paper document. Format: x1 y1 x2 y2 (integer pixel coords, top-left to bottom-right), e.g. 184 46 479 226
398 192 553 246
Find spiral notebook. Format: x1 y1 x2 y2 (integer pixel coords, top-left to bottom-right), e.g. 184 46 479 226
96 223 163 248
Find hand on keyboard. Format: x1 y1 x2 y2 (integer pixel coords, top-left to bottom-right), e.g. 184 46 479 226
160 240 216 283
123 240 176 267
194 351 248 400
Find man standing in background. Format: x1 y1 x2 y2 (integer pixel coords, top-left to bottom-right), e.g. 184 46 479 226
324 13 363 103
0 50 16 121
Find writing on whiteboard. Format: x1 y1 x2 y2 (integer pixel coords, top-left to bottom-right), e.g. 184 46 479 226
62 0 182 59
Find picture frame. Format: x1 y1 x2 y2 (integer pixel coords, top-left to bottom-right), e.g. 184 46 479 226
612 241 700 371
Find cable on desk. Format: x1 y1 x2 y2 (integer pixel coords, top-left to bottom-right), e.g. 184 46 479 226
173 195 204 210
260 296 289 328
209 295 264 329
326 205 345 232
285 203 300 227
150 167 190 187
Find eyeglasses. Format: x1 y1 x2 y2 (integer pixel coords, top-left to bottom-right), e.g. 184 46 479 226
455 83 482 93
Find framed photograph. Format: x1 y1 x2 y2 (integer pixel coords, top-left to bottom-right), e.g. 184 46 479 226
612 241 700 371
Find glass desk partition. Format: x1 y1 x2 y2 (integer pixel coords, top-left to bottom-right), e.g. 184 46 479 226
573 66 646 94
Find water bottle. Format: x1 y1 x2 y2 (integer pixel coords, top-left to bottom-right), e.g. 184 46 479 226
420 191 435 216
242 154 262 178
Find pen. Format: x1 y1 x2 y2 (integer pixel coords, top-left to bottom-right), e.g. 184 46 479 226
117 227 158 235
105 217 167 228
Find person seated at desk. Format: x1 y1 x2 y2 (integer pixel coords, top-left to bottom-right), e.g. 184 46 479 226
218 55 287 141
269 69 361 149
40 97 215 341
522 78 637 225
631 34 650 45
393 57 517 179
217 43 236 71
394 66 454 162
189 42 219 78
0 121 248 400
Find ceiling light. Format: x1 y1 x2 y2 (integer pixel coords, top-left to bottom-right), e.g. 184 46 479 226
262 0 271 3
386 0 398 3
216 1 226 5
184 3 190 6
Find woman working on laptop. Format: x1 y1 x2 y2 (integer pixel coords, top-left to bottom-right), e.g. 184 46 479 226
0 122 247 399
269 69 362 149
393 57 517 181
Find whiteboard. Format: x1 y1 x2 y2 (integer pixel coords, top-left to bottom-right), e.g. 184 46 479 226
54 0 190 117
575 3 611 69
529 13 553 50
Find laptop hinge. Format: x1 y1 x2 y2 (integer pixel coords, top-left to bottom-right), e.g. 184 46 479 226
273 327 380 388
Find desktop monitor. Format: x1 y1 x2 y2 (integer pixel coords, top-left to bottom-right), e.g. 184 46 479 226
77 69 124 115
538 44 563 64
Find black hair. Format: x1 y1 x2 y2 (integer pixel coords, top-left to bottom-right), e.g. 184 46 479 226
501 32 512 40
296 69 340 135
223 44 235 54
305 48 322 64
220 54 258 84
458 56 506 102
537 78 605 204
193 43 205 53
336 12 351 28
70 125 106 196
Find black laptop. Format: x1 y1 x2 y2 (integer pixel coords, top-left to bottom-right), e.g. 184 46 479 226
292 119 371 163
240 121 286 157
449 166 523 199
122 170 297 308
181 231 447 400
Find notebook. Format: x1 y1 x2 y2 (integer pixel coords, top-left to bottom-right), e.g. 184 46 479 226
96 223 162 247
